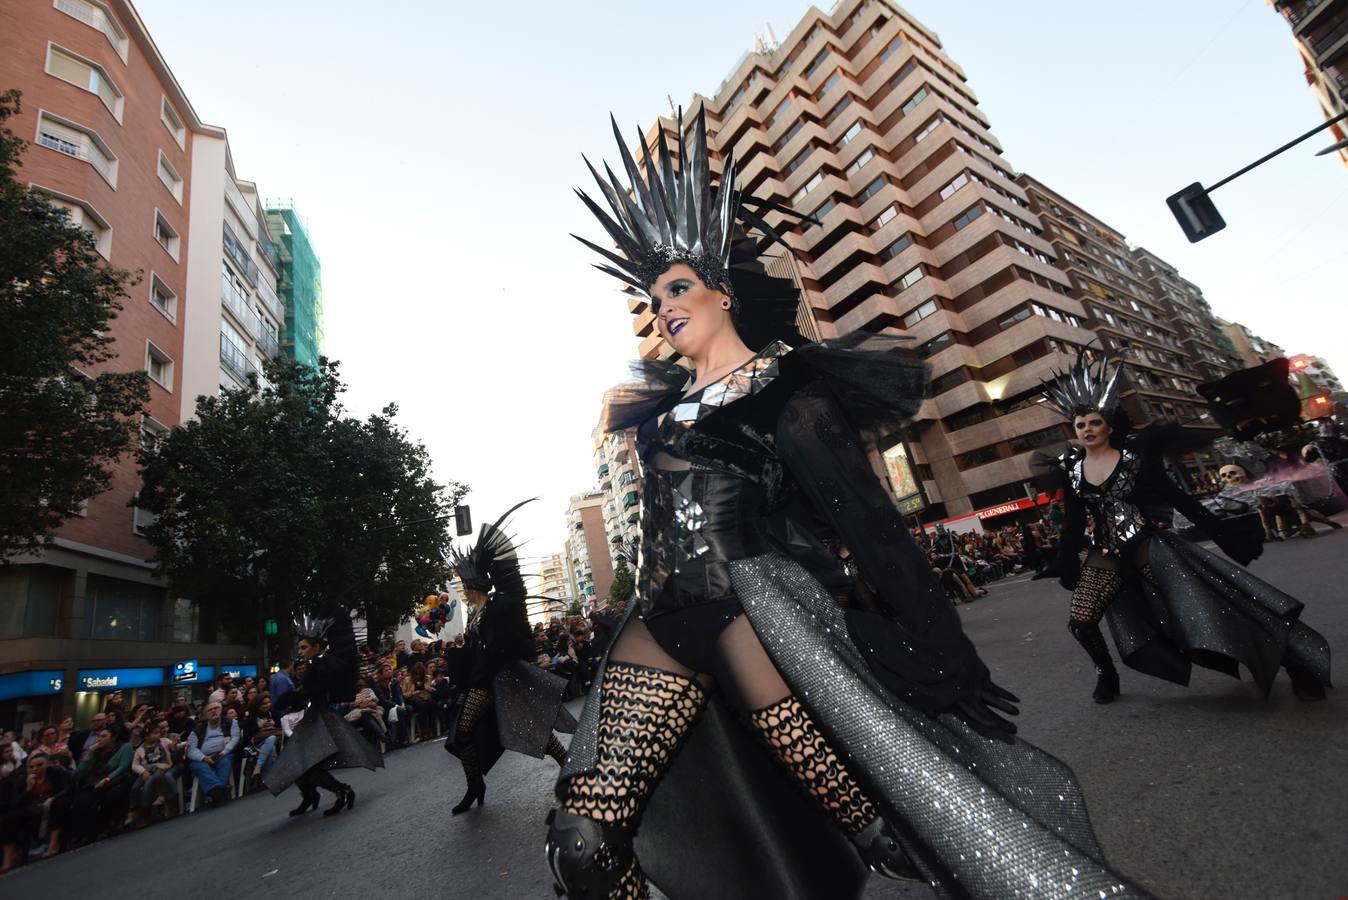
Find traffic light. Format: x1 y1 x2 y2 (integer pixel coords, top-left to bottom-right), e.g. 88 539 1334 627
1166 183 1226 243
454 505 472 536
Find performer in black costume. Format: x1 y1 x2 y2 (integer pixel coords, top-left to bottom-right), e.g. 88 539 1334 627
445 500 572 816
266 612 383 816
546 108 1153 900
1032 349 1332 704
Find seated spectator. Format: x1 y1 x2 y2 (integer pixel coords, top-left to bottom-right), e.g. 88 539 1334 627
102 691 127 724
32 726 73 770
0 741 20 779
165 697 194 741
370 664 409 745
343 677 388 744
428 669 455 733
240 694 283 788
67 712 106 766
129 720 177 826
185 702 239 808
207 673 233 706
71 724 133 842
928 551 984 602
401 662 436 737
0 751 72 870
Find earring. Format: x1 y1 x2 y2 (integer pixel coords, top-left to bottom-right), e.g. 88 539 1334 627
721 299 731 310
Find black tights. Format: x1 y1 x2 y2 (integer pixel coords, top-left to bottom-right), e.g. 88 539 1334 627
558 616 880 899
296 764 344 799
453 687 493 787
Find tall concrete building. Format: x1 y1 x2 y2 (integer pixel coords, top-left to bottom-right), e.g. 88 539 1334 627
563 491 614 612
1130 248 1244 385
1017 176 1214 430
535 553 572 624
635 0 1106 521
1271 0 1348 168
591 424 642 556
0 0 267 728
180 137 285 414
1218 319 1288 368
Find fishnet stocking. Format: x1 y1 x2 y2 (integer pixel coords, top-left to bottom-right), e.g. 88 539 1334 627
559 661 707 900
1069 565 1124 625
748 695 877 835
545 734 567 764
454 687 493 782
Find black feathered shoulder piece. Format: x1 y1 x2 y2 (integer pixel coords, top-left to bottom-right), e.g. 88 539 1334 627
784 331 928 435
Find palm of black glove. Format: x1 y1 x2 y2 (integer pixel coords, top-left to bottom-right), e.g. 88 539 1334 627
952 679 1020 744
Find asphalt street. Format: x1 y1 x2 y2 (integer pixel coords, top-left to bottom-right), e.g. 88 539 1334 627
4 527 1346 899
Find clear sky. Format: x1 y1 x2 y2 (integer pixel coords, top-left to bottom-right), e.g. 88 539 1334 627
133 0 1347 561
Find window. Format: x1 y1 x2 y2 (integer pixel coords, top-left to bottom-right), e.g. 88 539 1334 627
931 367 971 396
86 574 160 640
823 94 853 125
812 198 835 221
148 273 177 321
802 48 831 78
157 151 182 202
889 59 918 88
847 147 875 175
160 97 186 149
139 416 168 453
838 121 863 146
952 203 984 231
145 341 173 389
913 114 945 143
792 172 824 204
784 146 813 175
771 120 803 154
816 72 840 99
34 111 117 186
34 187 111 258
769 98 794 126
878 233 912 260
171 597 200 643
153 210 180 260
857 175 886 203
900 87 929 116
873 204 899 229
896 267 925 293
54 0 128 60
879 35 904 61
918 331 955 358
901 297 936 327
0 568 63 639
998 307 1033 330
938 172 969 201
45 44 123 121
1008 427 1063 455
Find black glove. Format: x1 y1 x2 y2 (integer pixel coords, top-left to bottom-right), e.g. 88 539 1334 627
1211 524 1263 567
952 678 1020 744
273 689 300 712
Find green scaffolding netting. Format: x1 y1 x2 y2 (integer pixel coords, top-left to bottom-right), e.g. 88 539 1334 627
264 202 324 369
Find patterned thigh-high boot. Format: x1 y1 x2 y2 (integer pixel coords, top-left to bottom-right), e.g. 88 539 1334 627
547 661 706 900
748 695 916 879
450 687 492 815
545 734 568 765
1069 566 1123 703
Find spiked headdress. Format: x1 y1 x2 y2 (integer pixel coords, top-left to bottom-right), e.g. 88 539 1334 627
293 613 335 644
449 498 534 594
573 106 802 308
1039 346 1126 421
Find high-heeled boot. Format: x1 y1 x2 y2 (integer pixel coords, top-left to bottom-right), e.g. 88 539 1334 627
548 661 707 899
289 789 320 817
1069 620 1120 703
323 783 353 817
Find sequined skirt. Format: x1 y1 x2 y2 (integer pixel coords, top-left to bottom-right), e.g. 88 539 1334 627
560 553 1153 899
264 706 383 796
494 659 576 758
1105 531 1332 693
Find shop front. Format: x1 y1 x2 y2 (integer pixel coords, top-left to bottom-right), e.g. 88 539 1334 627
0 670 66 735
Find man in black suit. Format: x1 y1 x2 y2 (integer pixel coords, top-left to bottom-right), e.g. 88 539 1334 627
66 712 107 766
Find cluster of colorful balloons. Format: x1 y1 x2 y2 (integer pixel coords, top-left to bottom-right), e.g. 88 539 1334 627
414 592 454 638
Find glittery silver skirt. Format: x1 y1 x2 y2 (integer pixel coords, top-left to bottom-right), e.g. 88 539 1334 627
264 706 383 796
560 554 1152 899
494 659 576 758
1105 531 1331 693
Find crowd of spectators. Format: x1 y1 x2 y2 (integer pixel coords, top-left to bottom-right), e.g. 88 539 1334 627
912 510 1065 602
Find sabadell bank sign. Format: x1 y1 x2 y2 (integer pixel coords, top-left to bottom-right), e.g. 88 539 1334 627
82 675 119 689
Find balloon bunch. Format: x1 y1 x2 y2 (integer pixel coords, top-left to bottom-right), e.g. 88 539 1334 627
414 592 454 638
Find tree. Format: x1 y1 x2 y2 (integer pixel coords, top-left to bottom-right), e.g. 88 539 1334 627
0 90 148 559
609 558 635 605
137 357 465 647
567 598 584 617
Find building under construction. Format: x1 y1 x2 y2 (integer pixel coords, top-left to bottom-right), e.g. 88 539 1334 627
264 201 325 368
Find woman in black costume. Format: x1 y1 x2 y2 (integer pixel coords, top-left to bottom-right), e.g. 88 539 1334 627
1032 350 1331 704
445 501 571 816
266 613 383 816
545 108 1153 900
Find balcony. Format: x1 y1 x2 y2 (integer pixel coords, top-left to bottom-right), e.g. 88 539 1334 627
621 491 639 510
220 335 255 383
222 222 260 288
1312 14 1348 60
258 329 281 359
256 276 284 323
221 285 255 337
597 463 609 478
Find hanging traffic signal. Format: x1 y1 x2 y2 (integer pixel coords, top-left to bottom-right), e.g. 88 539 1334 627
454 505 472 536
1166 183 1226 243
